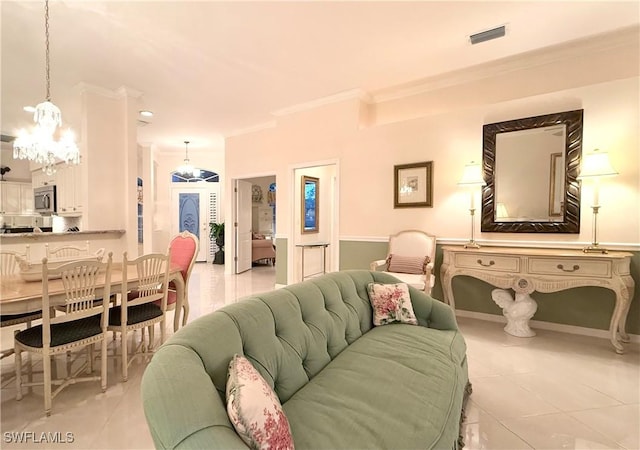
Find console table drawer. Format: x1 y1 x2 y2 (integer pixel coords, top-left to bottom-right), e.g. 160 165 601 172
529 258 612 278
454 254 520 272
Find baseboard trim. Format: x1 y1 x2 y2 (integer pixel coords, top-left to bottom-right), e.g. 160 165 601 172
455 309 640 344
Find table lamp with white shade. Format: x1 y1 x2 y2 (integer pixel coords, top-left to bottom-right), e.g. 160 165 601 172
577 148 618 254
458 161 486 248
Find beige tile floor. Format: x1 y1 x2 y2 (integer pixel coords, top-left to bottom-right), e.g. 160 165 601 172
1 263 638 449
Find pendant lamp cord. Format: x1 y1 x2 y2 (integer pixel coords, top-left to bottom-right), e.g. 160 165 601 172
45 0 51 101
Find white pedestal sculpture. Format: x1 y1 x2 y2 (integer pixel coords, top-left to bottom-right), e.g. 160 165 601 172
491 289 538 337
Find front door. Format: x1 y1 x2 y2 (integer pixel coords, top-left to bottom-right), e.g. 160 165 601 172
171 186 213 262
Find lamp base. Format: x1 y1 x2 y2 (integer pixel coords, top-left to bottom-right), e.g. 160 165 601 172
583 245 608 254
464 241 481 249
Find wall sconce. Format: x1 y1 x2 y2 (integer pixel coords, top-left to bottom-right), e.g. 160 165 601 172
458 161 486 248
577 148 618 253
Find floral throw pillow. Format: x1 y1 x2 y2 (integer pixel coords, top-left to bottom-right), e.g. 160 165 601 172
367 282 418 326
226 354 295 450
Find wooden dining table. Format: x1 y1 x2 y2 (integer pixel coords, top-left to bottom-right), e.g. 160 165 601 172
0 263 186 331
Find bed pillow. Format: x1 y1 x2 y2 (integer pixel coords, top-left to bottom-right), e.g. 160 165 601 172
367 282 418 326
386 254 429 275
226 354 295 450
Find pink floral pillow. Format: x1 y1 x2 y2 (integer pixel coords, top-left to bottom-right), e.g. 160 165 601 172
367 282 418 326
226 354 295 450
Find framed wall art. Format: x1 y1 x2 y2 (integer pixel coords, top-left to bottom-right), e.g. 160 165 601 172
394 161 433 208
301 175 319 233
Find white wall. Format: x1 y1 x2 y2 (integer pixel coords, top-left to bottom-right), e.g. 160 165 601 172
226 31 640 285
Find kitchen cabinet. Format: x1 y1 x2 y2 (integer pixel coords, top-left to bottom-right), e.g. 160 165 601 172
20 184 34 212
31 170 57 188
0 182 32 214
56 163 83 216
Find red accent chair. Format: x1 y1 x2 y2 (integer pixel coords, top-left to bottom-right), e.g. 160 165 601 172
164 231 199 331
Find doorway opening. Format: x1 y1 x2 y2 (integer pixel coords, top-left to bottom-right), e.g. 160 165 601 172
233 174 277 277
289 161 339 285
170 169 220 262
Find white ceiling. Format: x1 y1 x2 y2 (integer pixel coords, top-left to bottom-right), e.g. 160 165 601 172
2 1 639 153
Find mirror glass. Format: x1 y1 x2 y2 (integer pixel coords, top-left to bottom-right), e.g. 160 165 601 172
301 175 319 234
481 109 583 233
494 125 566 222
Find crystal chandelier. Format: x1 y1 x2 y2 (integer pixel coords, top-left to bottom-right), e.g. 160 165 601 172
176 141 200 178
13 0 79 176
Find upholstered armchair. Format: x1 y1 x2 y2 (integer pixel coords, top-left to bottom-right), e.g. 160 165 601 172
370 230 436 296
165 231 199 331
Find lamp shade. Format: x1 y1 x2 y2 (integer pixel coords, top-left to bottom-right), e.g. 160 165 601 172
458 161 486 186
578 149 618 178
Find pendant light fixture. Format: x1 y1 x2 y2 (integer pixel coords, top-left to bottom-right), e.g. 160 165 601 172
13 0 79 176
176 141 199 178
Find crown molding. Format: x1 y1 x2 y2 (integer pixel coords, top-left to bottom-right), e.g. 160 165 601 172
373 25 640 103
74 82 142 99
272 88 372 117
220 26 638 140
115 86 143 99
226 121 277 139
74 82 119 98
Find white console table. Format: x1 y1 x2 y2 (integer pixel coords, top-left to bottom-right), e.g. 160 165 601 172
296 242 330 282
440 245 635 354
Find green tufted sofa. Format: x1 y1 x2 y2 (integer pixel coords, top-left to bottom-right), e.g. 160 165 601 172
141 270 471 449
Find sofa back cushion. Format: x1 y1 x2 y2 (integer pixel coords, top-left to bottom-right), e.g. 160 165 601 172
166 271 406 405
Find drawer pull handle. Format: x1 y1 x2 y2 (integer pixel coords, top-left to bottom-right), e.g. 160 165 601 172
477 259 495 267
557 264 580 272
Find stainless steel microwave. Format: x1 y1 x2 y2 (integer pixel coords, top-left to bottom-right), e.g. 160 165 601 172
34 185 57 214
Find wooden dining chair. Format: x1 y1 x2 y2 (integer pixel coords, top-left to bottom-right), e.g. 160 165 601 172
162 231 199 331
45 240 91 260
108 251 170 382
0 247 42 362
14 253 113 416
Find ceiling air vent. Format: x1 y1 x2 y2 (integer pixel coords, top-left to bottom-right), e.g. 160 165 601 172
469 25 506 45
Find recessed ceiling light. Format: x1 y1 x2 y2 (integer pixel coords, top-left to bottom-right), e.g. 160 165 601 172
139 110 153 117
23 106 36 113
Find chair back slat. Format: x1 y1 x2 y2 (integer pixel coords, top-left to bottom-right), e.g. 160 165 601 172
46 241 91 260
43 254 113 335
60 264 100 314
122 251 171 310
0 247 31 276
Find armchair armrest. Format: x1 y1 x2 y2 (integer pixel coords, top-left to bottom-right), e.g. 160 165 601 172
370 259 387 271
